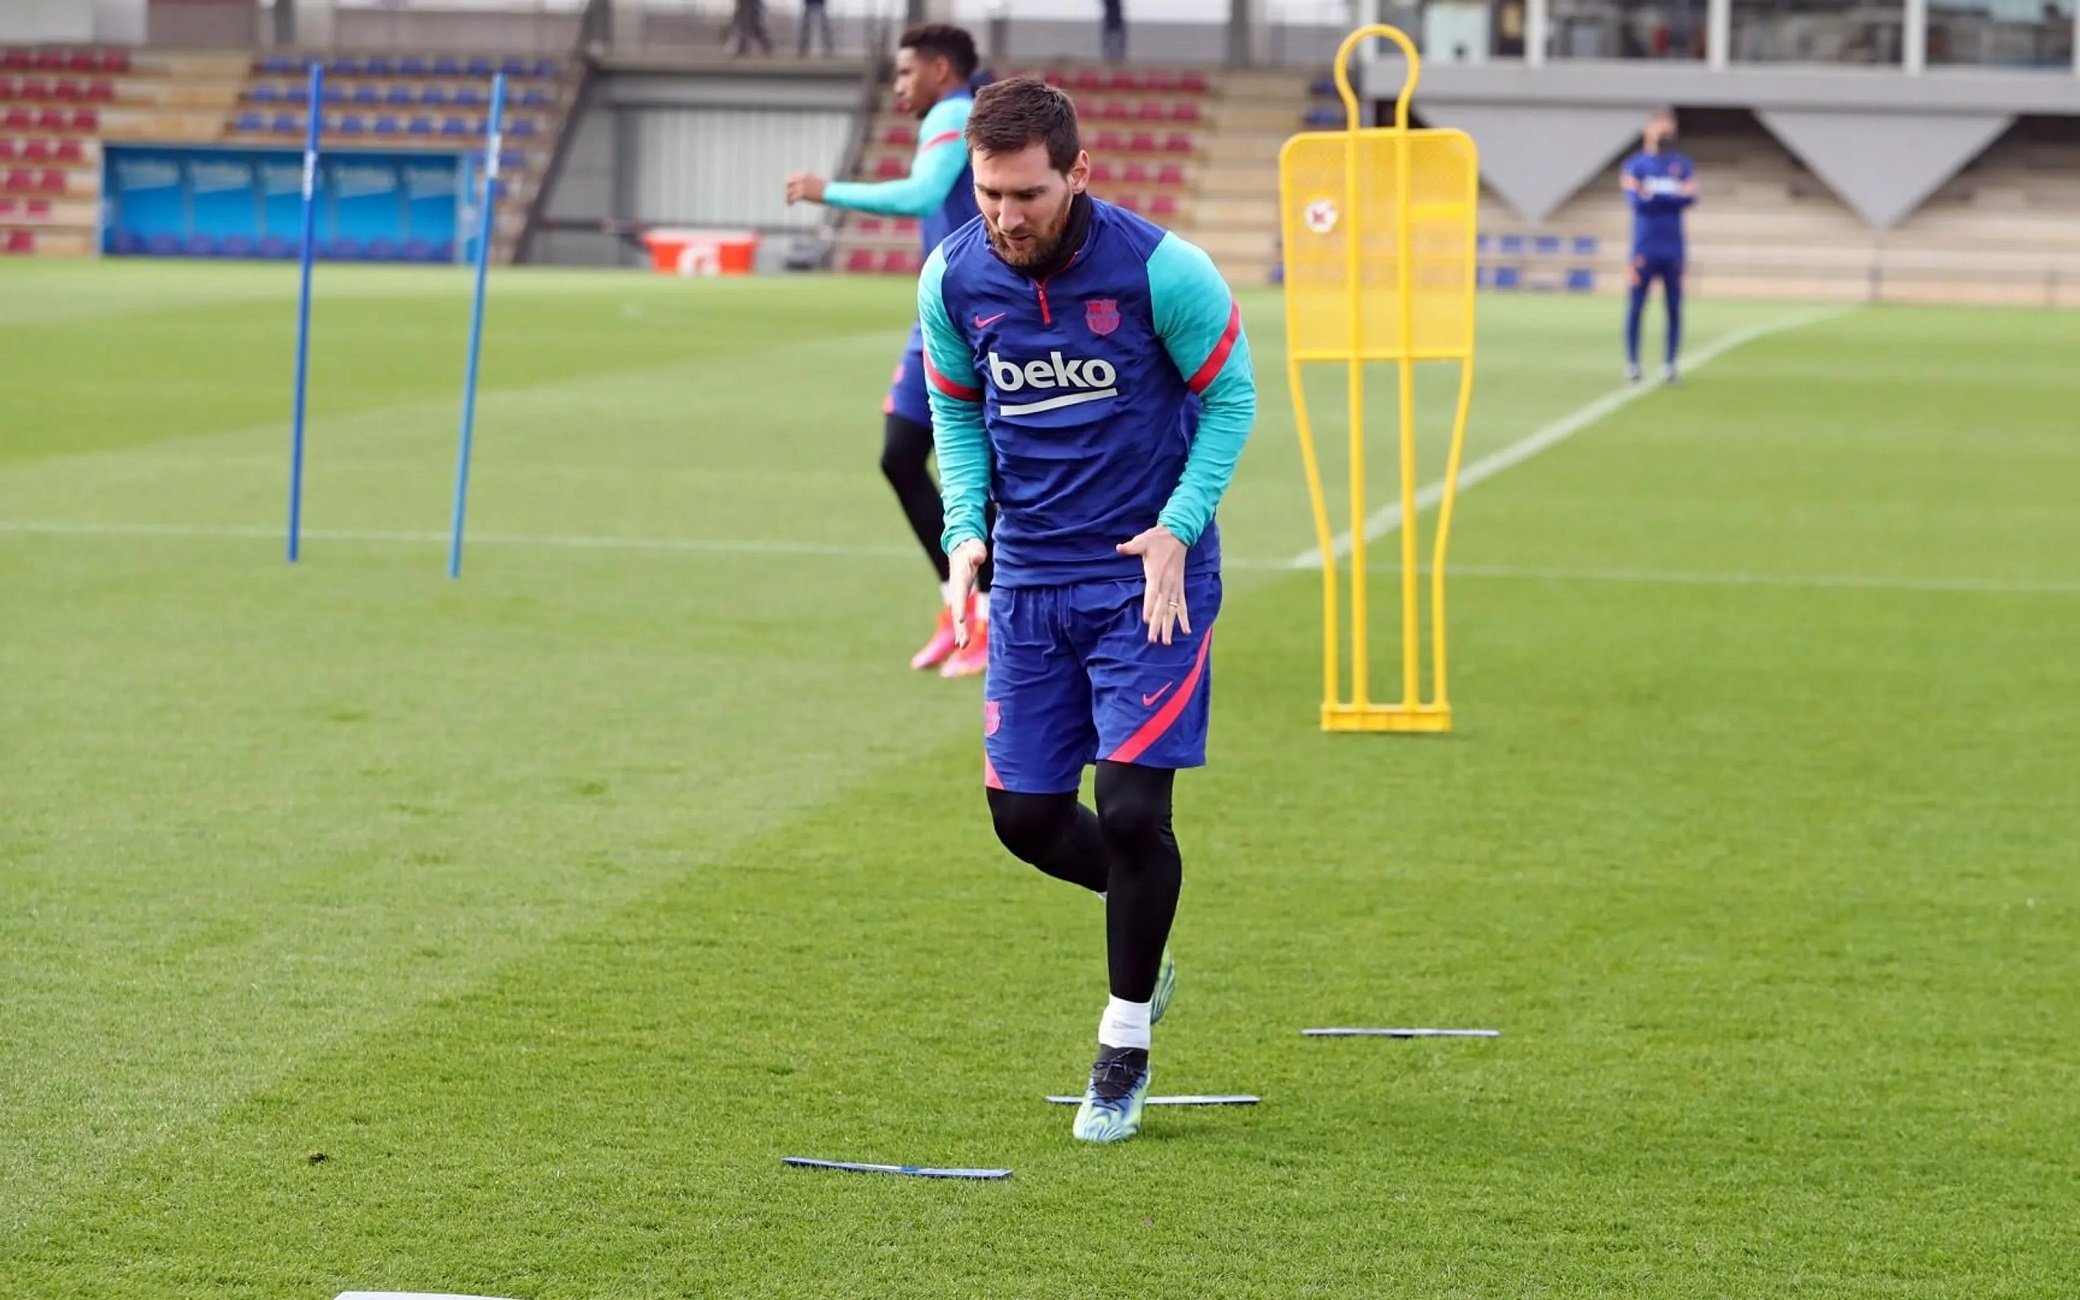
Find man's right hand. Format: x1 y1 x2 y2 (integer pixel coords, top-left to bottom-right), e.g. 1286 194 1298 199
947 538 988 648
784 173 827 205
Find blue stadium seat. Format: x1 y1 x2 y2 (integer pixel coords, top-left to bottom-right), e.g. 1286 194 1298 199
325 237 362 260
403 238 434 262
351 85 379 106
407 117 433 136
1534 234 1561 255
465 58 494 77
235 111 264 132
1476 232 1491 252
111 230 144 254
1475 266 1491 289
1302 106 1339 127
1571 235 1598 256
432 239 456 261
386 85 414 106
251 84 281 103
419 86 449 106
271 113 301 133
282 83 310 103
320 85 345 104
1566 269 1594 292
1310 74 1335 96
185 234 218 257
499 149 525 170
365 56 395 75
453 87 483 107
220 234 254 258
1499 234 1526 254
258 235 291 259
365 237 397 260
533 59 558 77
399 57 428 76
147 232 179 255
338 114 366 134
1494 266 1521 289
432 57 461 77
260 55 298 75
518 88 550 108
440 117 469 136
373 115 400 136
501 57 530 76
331 57 362 75
508 118 536 138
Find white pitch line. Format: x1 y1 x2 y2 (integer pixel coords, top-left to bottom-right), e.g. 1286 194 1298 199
1287 305 1856 571
6 519 2074 596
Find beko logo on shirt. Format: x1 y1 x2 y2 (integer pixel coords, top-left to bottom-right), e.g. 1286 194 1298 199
986 351 1119 417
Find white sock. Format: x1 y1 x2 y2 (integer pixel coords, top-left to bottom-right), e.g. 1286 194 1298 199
1098 995 1152 1051
973 589 990 622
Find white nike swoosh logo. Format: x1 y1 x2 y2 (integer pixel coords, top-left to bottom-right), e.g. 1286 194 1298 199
997 388 1118 417
973 312 1006 328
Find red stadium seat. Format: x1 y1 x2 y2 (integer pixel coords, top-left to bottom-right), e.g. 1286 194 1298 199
20 79 49 101
845 248 876 272
873 156 903 178
102 50 131 73
1179 72 1209 93
21 139 48 162
855 217 884 235
1150 195 1179 218
54 80 81 102
1136 101 1165 121
87 80 113 102
0 79 14 102
1102 101 1133 122
884 124 915 146
36 169 62 192
1112 71 1142 92
2 168 28 191
1 50 29 72
1129 132 1157 153
1171 102 1201 122
1087 161 1115 184
1164 133 1193 153
1043 69 1068 87
1122 162 1149 184
1092 130 1120 151
55 139 82 163
27 197 49 217
3 109 29 130
36 109 65 131
69 52 98 72
71 109 96 130
0 140 12 161
1144 72 1175 93
892 217 918 236
0 197 12 215
34 51 64 71
5 230 33 254
1072 70 1104 92
883 249 916 273
1115 193 1142 213
1157 163 1184 186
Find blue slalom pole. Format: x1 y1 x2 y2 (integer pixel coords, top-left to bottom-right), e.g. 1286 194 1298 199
286 62 323 563
447 73 505 580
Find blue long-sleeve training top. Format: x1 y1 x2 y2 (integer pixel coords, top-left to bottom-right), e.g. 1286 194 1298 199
821 92 979 258
1622 148 1697 261
918 196 1256 587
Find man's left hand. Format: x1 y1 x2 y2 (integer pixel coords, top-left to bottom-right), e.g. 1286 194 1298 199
1117 525 1189 645
784 173 827 205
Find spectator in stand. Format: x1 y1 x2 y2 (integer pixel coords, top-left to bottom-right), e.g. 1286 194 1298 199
1102 0 1127 64
799 0 835 57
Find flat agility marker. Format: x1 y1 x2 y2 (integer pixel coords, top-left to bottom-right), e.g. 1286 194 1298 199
1043 1094 1260 1106
782 1157 1011 1181
1304 1028 1501 1038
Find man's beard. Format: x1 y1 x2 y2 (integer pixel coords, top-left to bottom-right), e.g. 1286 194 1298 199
986 192 1074 268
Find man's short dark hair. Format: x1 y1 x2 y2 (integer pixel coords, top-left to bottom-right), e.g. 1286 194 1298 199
899 24 978 80
966 77 1081 173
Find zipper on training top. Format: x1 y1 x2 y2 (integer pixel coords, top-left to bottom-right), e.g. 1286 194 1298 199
1031 249 1081 325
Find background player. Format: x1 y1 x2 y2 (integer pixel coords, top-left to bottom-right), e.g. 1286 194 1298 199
785 24 995 677
919 78 1255 1144
1620 107 1697 384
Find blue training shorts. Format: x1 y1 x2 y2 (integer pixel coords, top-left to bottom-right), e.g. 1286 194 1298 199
983 572 1222 794
884 321 934 427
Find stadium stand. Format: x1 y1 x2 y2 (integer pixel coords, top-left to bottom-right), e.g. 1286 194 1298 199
0 42 571 262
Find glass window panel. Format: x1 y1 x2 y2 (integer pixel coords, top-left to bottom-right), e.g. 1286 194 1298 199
1549 0 1709 58
1929 0 2076 67
1731 0 1907 63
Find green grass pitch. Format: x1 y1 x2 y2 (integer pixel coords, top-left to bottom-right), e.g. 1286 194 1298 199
2 259 2076 1298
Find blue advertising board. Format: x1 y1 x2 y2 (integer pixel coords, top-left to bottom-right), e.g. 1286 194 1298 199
103 143 472 262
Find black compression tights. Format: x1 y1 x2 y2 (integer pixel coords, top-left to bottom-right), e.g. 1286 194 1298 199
881 413 993 591
986 763 1180 1003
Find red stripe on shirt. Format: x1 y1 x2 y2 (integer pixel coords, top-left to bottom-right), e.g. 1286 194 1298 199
922 349 981 403
921 130 962 151
1185 299 1242 394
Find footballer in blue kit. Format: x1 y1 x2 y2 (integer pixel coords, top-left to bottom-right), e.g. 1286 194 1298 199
1620 107 1698 384
786 25 996 678
919 78 1255 1143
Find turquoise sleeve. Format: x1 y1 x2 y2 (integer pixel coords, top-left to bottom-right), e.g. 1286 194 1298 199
1147 232 1255 546
822 98 970 218
917 249 990 553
